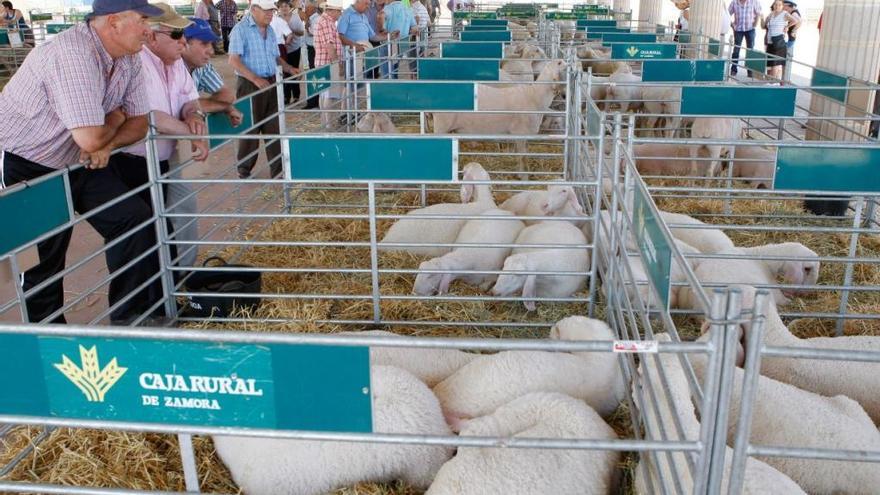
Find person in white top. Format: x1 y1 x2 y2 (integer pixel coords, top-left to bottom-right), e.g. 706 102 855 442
269 5 293 56
761 0 798 80
278 0 306 103
412 0 429 30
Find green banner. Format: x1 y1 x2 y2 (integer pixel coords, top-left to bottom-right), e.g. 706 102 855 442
289 137 456 181
811 68 848 103
306 64 333 98
0 334 372 433
460 30 512 42
453 11 497 19
611 43 676 60
774 146 880 193
642 60 725 82
0 175 71 255
441 42 503 58
632 182 672 308
418 59 499 81
370 82 475 110
681 86 796 116
207 98 253 150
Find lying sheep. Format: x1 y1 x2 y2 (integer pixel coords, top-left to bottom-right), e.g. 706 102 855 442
432 60 567 179
413 208 525 294
379 162 495 257
427 393 620 495
640 86 682 138
635 334 806 495
214 365 454 495
731 145 776 188
492 221 590 311
355 112 397 133
689 117 743 180
499 184 585 226
658 211 736 254
733 285 880 423
434 316 625 424
691 332 880 494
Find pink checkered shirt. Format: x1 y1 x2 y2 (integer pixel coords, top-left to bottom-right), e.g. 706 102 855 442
0 23 149 169
314 13 342 67
728 0 761 32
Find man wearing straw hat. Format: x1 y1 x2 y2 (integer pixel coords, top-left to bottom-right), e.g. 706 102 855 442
314 0 344 127
0 0 166 324
227 0 300 179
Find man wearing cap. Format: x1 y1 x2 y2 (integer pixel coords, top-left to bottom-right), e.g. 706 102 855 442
228 0 300 179
183 18 243 125
0 0 164 324
782 1 801 58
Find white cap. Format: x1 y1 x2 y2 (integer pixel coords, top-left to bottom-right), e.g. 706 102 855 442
252 0 278 10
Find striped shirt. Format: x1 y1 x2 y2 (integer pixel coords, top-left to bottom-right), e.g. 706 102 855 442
0 23 148 169
314 12 342 66
728 0 761 32
766 11 788 37
192 63 225 95
228 14 281 78
217 0 238 29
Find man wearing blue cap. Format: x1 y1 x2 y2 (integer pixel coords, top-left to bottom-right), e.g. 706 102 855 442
183 17 243 124
0 0 168 324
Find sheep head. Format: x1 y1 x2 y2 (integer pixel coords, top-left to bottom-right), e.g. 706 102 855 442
779 245 820 296
460 162 490 203
413 257 455 296
542 185 584 216
550 315 611 341
355 113 376 133
493 254 536 311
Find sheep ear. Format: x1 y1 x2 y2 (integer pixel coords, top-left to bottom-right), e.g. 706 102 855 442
567 188 584 214
523 275 537 311
438 273 454 294
460 183 474 203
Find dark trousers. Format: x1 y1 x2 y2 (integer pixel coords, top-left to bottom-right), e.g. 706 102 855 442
1 151 164 323
305 45 319 109
285 47 302 103
222 26 233 53
236 76 282 178
731 29 756 76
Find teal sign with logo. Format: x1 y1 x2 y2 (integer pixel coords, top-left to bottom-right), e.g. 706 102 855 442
306 64 333 98
612 43 676 60
0 334 372 433
632 183 672 308
46 23 73 34
464 24 508 31
0 175 71 255
207 98 253 150
774 146 880 193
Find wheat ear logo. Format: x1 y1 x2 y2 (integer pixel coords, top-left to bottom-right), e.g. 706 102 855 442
54 345 127 402
626 45 639 57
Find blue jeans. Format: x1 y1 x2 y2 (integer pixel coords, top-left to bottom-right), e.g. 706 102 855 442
731 29 756 75
786 39 795 59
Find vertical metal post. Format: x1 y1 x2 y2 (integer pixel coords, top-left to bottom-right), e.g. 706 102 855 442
836 197 863 335
604 113 624 314
178 433 200 492
10 253 29 323
276 65 292 211
367 182 382 323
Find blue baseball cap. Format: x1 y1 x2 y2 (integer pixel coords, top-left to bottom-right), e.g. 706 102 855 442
89 0 164 17
184 17 220 42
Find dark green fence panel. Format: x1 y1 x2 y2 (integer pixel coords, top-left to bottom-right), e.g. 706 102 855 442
460 30 512 42
207 98 253 150
744 48 767 74
775 146 880 192
469 18 506 25
601 33 658 45
441 42 504 58
611 43 677 59
642 60 725 82
464 24 508 30
680 86 796 116
306 64 333 98
0 175 71 255
811 68 848 103
370 82 475 110
418 59 499 81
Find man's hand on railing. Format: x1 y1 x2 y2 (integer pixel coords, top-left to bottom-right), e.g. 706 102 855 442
184 113 207 136
191 139 209 162
78 145 112 170
226 107 243 127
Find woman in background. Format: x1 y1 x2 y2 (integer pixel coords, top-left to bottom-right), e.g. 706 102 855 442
1 1 32 46
762 0 799 80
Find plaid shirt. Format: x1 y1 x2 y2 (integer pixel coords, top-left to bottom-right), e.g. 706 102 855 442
192 62 225 94
0 23 148 169
314 13 342 67
228 14 280 78
728 0 761 32
216 0 238 29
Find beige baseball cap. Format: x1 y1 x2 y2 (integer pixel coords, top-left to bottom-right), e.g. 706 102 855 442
147 2 193 29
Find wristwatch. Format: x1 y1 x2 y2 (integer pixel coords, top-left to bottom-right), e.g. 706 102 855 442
193 110 208 120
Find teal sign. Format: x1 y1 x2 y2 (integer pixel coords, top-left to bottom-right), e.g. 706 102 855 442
642 60 725 82
774 146 880 193
546 12 587 19
655 24 667 35
46 23 73 34
681 86 796 116
632 183 672 308
288 137 456 181
576 19 616 27
370 82 475 110
744 48 767 74
207 98 253 150
811 68 848 103
453 11 497 19
0 334 372 433
601 33 658 45
364 46 384 72
441 42 503 58
0 175 71 255
306 64 333 98
418 59 499 81
460 30 512 42
464 24 508 31
30 12 53 21
612 43 676 60
469 18 506 25
708 37 721 56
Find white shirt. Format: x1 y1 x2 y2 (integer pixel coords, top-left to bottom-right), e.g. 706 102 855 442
305 12 321 46
284 11 306 51
270 15 293 45
412 1 429 28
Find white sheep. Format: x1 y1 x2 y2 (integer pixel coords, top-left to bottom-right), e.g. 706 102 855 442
499 67 534 82
433 316 626 423
432 60 567 179
379 162 495 257
341 330 477 387
634 334 807 495
427 392 620 495
499 184 585 226
690 333 880 494
658 210 736 254
633 143 697 177
214 365 454 495
624 238 701 309
731 285 880 424
640 86 682 138
355 112 397 133
605 65 642 112
689 117 743 180
492 221 590 311
731 145 776 189
413 208 525 294
577 46 623 75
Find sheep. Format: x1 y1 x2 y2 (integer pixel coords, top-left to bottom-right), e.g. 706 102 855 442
689 117 743 181
635 334 807 495
499 67 535 82
379 162 495 257
432 60 567 179
434 316 625 425
341 330 477 387
427 393 620 495
499 184 585 226
633 143 698 177
730 285 880 424
605 65 642 112
624 238 701 309
677 242 820 309
355 112 397 133
690 332 880 494
731 145 776 188
214 365 454 495
586 75 609 107
640 86 682 138
491 221 590 311
658 210 736 254
413 208 525 295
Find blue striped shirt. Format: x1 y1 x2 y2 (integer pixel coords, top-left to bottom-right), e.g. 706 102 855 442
228 14 280 78
191 62 225 94
383 1 416 36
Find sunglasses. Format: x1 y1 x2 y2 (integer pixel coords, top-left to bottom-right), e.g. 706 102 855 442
157 29 185 40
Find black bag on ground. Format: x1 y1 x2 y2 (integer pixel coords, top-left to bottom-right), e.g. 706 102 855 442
183 257 262 317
